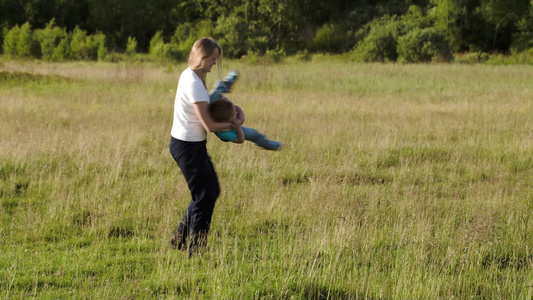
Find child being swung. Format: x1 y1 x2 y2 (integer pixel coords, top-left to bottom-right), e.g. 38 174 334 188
208 99 245 144
210 71 281 150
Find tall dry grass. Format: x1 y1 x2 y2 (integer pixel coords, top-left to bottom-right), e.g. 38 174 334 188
1 58 532 298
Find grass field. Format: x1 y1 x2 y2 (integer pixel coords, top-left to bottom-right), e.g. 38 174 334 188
1 57 532 299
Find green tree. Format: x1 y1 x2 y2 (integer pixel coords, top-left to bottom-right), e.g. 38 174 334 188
258 0 304 53
93 32 106 61
35 19 68 61
311 23 345 53
397 27 452 62
428 0 464 51
3 25 20 57
126 36 137 57
354 15 401 62
512 4 533 52
70 26 94 60
149 30 165 58
215 13 249 58
17 22 38 58
52 36 69 61
477 0 531 50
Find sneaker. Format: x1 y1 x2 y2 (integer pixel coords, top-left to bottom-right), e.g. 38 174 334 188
170 231 186 251
209 71 239 102
263 140 282 151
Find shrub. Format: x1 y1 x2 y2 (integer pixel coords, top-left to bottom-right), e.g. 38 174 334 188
169 20 217 60
312 23 345 53
245 20 273 55
486 48 533 65
3 25 20 57
35 19 67 61
454 52 490 64
171 22 195 58
70 27 90 60
149 31 165 58
126 36 137 57
16 22 38 58
215 14 248 58
397 27 452 63
52 37 69 61
295 50 311 61
93 32 107 61
512 12 533 53
354 16 401 62
265 49 285 63
149 31 180 61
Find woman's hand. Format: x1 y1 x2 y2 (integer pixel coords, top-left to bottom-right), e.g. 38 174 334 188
232 118 245 143
193 102 233 132
232 117 243 128
234 105 245 124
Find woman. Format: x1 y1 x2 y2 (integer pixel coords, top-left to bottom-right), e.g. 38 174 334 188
169 38 241 255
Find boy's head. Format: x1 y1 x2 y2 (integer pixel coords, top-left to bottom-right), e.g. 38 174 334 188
209 99 235 122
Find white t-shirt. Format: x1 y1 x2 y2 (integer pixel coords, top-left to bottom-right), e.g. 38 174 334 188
171 67 210 141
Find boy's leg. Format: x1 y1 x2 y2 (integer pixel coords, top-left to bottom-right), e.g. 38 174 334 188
209 71 239 103
242 126 282 150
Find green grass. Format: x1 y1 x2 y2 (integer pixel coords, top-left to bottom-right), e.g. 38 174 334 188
1 58 532 299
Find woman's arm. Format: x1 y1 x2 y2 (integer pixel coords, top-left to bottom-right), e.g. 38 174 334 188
233 121 245 144
234 105 245 124
193 101 234 132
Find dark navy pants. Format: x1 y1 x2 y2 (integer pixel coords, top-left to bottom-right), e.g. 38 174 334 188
169 137 220 248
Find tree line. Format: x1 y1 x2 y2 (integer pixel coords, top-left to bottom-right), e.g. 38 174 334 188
1 0 532 62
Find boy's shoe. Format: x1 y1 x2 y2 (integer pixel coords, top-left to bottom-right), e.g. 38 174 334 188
209 71 239 102
263 140 282 151
222 70 238 84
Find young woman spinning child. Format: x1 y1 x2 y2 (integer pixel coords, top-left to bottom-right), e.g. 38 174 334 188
169 38 242 255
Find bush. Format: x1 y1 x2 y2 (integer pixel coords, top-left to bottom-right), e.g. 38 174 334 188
171 22 195 58
34 19 68 61
169 20 216 60
397 27 452 63
52 37 70 61
312 23 345 53
295 50 311 61
93 32 107 61
512 12 533 53
265 49 285 63
126 37 137 57
454 52 490 64
3 25 20 57
245 20 273 55
215 14 248 58
354 16 400 62
486 48 533 65
149 31 165 57
70 27 90 60
16 22 38 58
149 31 180 61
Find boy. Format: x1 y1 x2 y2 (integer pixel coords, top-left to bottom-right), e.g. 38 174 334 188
209 98 245 144
210 71 282 150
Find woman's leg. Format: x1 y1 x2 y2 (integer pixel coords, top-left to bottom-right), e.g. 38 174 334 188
169 137 220 254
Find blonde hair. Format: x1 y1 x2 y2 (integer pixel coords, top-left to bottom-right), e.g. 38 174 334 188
188 38 223 82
